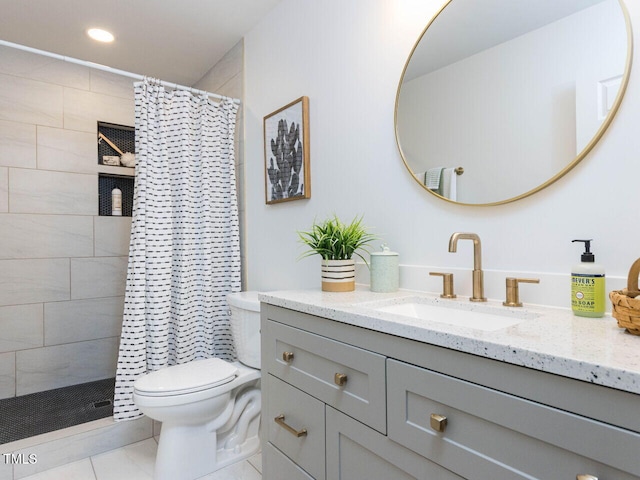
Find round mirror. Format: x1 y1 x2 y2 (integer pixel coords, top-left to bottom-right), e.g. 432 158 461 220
395 0 632 206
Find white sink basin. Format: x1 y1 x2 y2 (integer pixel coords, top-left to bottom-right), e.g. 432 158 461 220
362 297 535 331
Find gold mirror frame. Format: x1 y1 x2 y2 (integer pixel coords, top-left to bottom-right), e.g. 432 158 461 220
395 0 633 206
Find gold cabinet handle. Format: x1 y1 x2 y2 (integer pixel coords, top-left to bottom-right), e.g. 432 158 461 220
429 272 456 298
282 351 294 363
334 373 348 386
576 476 598 480
430 413 448 433
274 414 307 437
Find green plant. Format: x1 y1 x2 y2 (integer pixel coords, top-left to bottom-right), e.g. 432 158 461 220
298 215 376 262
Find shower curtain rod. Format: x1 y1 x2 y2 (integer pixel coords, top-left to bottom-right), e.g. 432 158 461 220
0 40 241 105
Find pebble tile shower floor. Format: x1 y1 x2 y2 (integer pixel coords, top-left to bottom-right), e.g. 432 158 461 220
0 378 115 444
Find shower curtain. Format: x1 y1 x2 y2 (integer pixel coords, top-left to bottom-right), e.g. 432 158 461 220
114 78 241 421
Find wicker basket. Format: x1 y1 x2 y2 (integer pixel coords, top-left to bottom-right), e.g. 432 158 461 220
610 258 640 335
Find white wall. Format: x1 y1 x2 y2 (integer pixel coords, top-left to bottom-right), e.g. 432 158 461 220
244 0 639 310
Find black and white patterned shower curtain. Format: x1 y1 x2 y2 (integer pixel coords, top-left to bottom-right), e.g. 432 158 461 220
113 78 241 421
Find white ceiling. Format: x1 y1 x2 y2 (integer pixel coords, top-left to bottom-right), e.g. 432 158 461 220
0 0 283 86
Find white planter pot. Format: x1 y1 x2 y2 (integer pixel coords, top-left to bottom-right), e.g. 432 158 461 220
321 259 356 292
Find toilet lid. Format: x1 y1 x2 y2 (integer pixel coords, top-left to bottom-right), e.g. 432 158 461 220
134 358 238 396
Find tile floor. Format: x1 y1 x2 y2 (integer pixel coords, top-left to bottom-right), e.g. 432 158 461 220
20 439 262 480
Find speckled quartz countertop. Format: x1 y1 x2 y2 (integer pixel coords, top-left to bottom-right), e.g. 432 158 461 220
259 287 640 395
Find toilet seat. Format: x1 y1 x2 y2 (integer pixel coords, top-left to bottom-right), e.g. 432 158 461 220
134 358 238 396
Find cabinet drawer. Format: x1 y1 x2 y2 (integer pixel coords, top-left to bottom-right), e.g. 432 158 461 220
264 319 386 433
266 374 325 480
388 359 640 479
263 442 315 480
326 406 463 480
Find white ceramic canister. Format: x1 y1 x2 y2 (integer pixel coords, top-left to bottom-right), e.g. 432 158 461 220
370 245 399 293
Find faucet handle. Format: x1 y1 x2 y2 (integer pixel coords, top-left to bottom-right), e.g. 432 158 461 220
430 272 456 299
503 277 540 307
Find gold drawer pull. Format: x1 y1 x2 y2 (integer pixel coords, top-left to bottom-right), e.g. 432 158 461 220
576 476 598 480
430 413 448 433
274 414 307 437
334 373 348 386
282 351 294 363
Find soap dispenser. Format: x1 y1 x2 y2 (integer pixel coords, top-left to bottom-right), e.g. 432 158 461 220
571 239 605 318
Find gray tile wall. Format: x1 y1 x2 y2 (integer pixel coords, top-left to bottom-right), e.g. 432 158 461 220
0 45 134 399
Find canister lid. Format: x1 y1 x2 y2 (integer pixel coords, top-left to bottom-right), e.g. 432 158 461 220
370 244 398 256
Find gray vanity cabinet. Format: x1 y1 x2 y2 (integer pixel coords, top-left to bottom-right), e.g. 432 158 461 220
261 303 640 479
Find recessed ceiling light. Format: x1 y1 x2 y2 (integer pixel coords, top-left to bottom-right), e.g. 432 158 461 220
87 28 114 43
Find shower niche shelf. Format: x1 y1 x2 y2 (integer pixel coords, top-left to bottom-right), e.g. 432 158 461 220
97 121 135 177
99 174 134 217
97 121 135 217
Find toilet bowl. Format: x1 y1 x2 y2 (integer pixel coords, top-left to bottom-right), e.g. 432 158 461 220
132 291 262 480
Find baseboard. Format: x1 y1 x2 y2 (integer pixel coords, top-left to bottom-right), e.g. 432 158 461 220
1 416 153 479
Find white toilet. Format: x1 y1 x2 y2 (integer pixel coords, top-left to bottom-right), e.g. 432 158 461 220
133 291 262 480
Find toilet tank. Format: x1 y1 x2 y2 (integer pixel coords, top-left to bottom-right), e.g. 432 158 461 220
227 291 261 369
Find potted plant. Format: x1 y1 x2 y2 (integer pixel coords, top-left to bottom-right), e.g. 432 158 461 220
298 215 376 292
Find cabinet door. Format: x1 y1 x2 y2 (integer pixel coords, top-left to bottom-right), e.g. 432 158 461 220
326 406 463 480
388 359 640 480
263 442 315 480
266 374 325 480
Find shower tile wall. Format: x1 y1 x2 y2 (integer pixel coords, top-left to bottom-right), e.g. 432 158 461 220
0 45 134 399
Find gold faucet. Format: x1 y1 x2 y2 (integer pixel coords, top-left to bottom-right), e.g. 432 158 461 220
448 232 486 302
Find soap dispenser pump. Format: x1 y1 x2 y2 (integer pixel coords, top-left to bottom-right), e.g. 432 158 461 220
571 239 605 318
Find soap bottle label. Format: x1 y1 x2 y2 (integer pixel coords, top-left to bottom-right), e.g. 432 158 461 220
571 274 605 315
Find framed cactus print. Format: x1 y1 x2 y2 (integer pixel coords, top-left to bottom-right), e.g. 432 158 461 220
263 96 310 204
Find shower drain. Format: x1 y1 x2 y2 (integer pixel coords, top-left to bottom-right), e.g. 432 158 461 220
92 399 113 409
